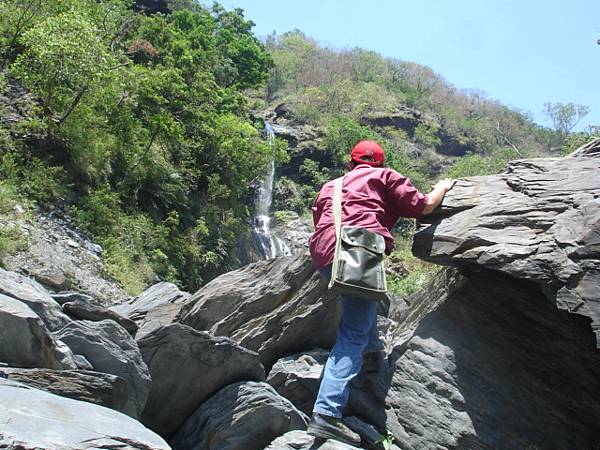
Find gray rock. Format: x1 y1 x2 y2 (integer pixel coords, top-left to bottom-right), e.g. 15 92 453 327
55 319 151 418
0 268 70 331
171 381 308 450
346 268 600 450
413 156 600 345
265 430 363 449
266 349 329 415
2 212 128 305
62 299 138 335
0 367 129 414
138 323 265 438
0 378 169 449
51 291 95 305
0 293 77 369
111 281 189 326
136 302 183 340
179 253 341 369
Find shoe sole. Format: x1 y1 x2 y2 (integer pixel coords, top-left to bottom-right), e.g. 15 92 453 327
306 423 361 446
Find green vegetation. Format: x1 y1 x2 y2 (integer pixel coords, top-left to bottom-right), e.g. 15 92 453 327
387 235 439 298
0 0 285 292
0 3 592 294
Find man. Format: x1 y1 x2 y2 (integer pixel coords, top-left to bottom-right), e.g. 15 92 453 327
306 139 455 445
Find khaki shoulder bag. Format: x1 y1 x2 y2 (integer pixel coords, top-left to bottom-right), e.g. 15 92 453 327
328 176 388 301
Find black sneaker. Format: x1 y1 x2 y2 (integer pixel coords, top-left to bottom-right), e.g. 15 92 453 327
307 412 361 446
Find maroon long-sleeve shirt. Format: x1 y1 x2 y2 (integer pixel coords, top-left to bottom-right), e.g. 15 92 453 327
308 164 428 269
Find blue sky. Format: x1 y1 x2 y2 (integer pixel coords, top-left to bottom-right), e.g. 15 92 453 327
216 0 599 131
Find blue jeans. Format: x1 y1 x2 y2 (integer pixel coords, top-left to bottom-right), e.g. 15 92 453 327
313 265 382 418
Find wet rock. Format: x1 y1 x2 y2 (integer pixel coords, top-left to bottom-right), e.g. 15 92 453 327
266 349 328 416
55 320 151 418
179 253 341 369
138 323 265 438
0 268 70 331
171 381 308 450
0 367 129 414
62 299 138 335
0 378 169 449
0 293 77 370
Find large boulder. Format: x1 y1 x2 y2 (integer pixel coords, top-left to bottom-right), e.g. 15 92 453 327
112 281 190 338
138 323 265 438
55 319 151 418
346 268 600 450
0 268 70 331
0 378 169 449
413 156 600 344
62 299 138 335
0 293 77 369
0 367 129 414
266 349 329 416
171 381 308 450
179 253 341 369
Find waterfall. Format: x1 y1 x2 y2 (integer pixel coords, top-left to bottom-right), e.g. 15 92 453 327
251 123 291 260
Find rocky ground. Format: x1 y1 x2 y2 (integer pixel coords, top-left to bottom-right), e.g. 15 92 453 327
3 209 128 304
0 146 599 449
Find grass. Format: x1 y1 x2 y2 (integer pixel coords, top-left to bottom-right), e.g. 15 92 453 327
0 180 30 264
387 234 439 298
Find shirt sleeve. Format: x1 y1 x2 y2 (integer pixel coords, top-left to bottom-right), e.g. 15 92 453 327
311 192 323 228
385 169 429 218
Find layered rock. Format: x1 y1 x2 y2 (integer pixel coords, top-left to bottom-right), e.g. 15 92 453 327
55 319 151 418
266 349 328 415
413 156 600 344
138 323 265 438
112 281 190 338
171 381 308 450
0 268 70 331
62 299 138 335
345 270 600 449
179 253 340 368
0 378 169 449
0 367 129 414
0 293 77 369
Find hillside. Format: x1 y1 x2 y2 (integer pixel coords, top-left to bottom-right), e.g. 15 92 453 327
0 0 596 295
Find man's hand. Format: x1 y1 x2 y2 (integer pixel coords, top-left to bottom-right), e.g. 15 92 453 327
422 178 456 215
433 178 455 193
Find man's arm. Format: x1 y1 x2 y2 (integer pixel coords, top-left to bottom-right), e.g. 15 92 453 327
422 178 455 215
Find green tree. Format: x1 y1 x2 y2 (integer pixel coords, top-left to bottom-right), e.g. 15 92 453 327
543 102 589 136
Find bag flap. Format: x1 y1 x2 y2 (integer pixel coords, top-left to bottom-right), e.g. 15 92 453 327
340 227 386 254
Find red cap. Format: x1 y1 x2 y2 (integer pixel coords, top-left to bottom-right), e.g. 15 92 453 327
350 140 385 166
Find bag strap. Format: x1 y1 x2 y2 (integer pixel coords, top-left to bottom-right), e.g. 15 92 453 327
332 176 344 241
328 176 344 290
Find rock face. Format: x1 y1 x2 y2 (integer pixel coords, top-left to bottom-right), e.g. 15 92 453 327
266 349 328 415
179 253 340 369
55 319 151 418
112 281 190 338
0 268 71 331
3 212 127 304
0 293 77 369
0 367 129 414
413 156 600 345
171 381 308 450
0 378 169 449
138 323 265 438
62 299 138 335
346 270 600 449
